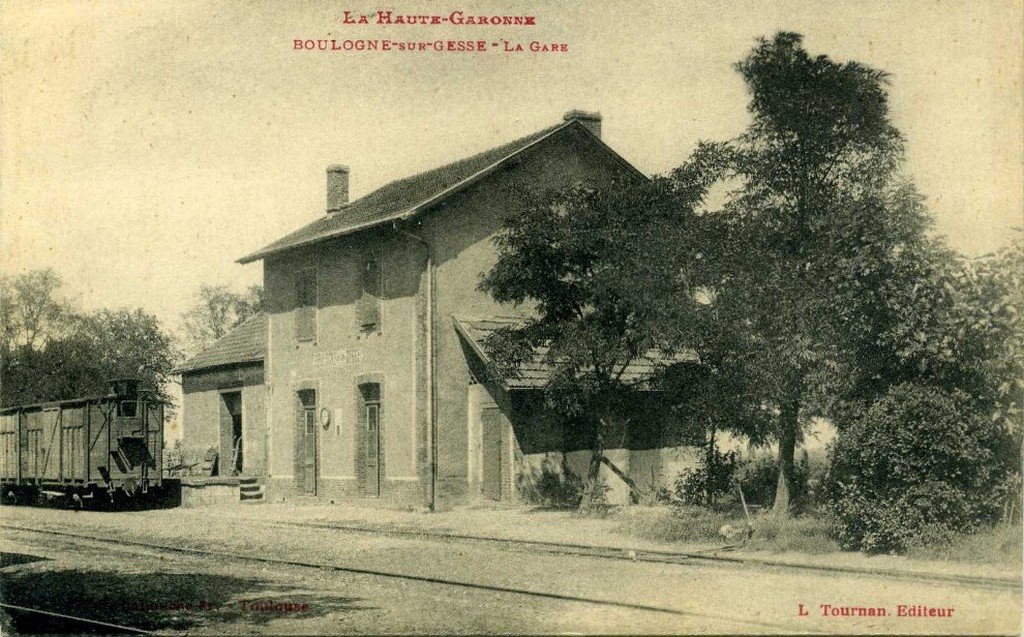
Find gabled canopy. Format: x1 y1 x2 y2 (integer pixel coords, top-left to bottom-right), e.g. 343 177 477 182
453 316 697 390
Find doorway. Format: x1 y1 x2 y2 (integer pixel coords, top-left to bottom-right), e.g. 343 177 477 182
297 389 317 495
221 392 243 475
358 383 381 498
480 406 503 501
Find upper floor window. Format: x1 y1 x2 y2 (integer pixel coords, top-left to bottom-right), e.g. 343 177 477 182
357 258 382 334
295 269 317 342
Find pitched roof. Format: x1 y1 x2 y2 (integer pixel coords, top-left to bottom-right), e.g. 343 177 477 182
238 118 642 264
453 316 697 390
175 313 266 374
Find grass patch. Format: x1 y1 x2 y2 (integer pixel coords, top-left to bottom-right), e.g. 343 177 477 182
616 505 738 544
612 505 1019 565
906 523 1023 566
614 505 840 553
744 514 840 554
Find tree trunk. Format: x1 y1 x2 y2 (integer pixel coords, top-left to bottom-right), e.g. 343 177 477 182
771 399 799 518
599 455 645 503
587 429 604 486
705 422 717 508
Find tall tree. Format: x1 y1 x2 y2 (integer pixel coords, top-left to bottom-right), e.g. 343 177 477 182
673 32 912 515
873 237 1024 439
480 179 701 499
1 308 178 407
179 283 264 358
0 268 73 355
970 239 1024 439
76 309 178 399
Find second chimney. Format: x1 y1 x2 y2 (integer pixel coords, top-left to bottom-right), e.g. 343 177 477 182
563 110 602 139
326 164 350 213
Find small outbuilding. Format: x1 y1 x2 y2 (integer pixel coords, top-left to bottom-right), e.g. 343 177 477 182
174 313 267 482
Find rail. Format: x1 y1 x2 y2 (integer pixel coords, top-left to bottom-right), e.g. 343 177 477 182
1 523 821 634
0 602 155 635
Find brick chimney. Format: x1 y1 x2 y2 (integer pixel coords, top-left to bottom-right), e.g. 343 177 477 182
326 164 350 213
563 110 602 139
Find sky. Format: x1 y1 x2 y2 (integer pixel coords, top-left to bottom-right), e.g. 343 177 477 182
2 0 1022 334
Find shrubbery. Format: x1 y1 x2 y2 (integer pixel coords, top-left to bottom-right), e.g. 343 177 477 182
517 455 583 509
823 383 1012 553
669 449 811 511
578 473 615 516
735 452 810 510
670 448 738 507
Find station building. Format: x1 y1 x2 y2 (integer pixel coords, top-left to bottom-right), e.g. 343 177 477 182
178 111 704 509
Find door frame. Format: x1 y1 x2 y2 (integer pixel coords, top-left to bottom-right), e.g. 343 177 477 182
219 390 243 476
467 384 510 501
364 397 381 497
296 387 318 496
480 406 503 501
356 380 383 498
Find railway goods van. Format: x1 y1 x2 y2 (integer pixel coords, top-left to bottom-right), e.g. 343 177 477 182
0 379 166 506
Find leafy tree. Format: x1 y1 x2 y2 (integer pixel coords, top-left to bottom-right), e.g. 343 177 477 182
179 283 264 358
0 268 73 355
671 32 916 515
76 309 178 398
654 320 775 506
970 239 1024 438
1 308 177 407
480 179 701 500
0 269 177 407
866 236 1024 468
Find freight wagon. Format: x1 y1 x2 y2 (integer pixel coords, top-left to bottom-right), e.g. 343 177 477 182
0 379 166 507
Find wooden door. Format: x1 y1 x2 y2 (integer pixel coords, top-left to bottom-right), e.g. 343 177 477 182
298 390 317 495
59 406 83 482
26 429 42 483
40 408 60 481
481 407 502 501
364 401 380 497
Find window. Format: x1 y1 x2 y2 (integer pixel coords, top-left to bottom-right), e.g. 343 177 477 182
357 258 382 334
359 382 380 401
295 269 317 342
366 402 379 434
360 383 381 429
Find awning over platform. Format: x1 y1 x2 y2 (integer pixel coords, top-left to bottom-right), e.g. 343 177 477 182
453 316 697 390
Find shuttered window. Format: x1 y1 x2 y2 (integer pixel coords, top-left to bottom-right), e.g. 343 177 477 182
295 269 317 342
357 258 382 334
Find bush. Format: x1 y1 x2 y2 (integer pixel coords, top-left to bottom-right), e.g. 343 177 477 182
517 455 583 509
578 472 615 516
735 452 810 510
668 449 812 513
824 383 1011 553
673 448 739 506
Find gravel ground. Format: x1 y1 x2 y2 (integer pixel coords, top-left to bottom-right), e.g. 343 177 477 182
199 501 1020 582
1 505 1020 634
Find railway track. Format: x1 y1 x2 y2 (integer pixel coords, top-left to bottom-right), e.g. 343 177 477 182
249 517 1020 591
1 523 820 634
0 602 156 635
